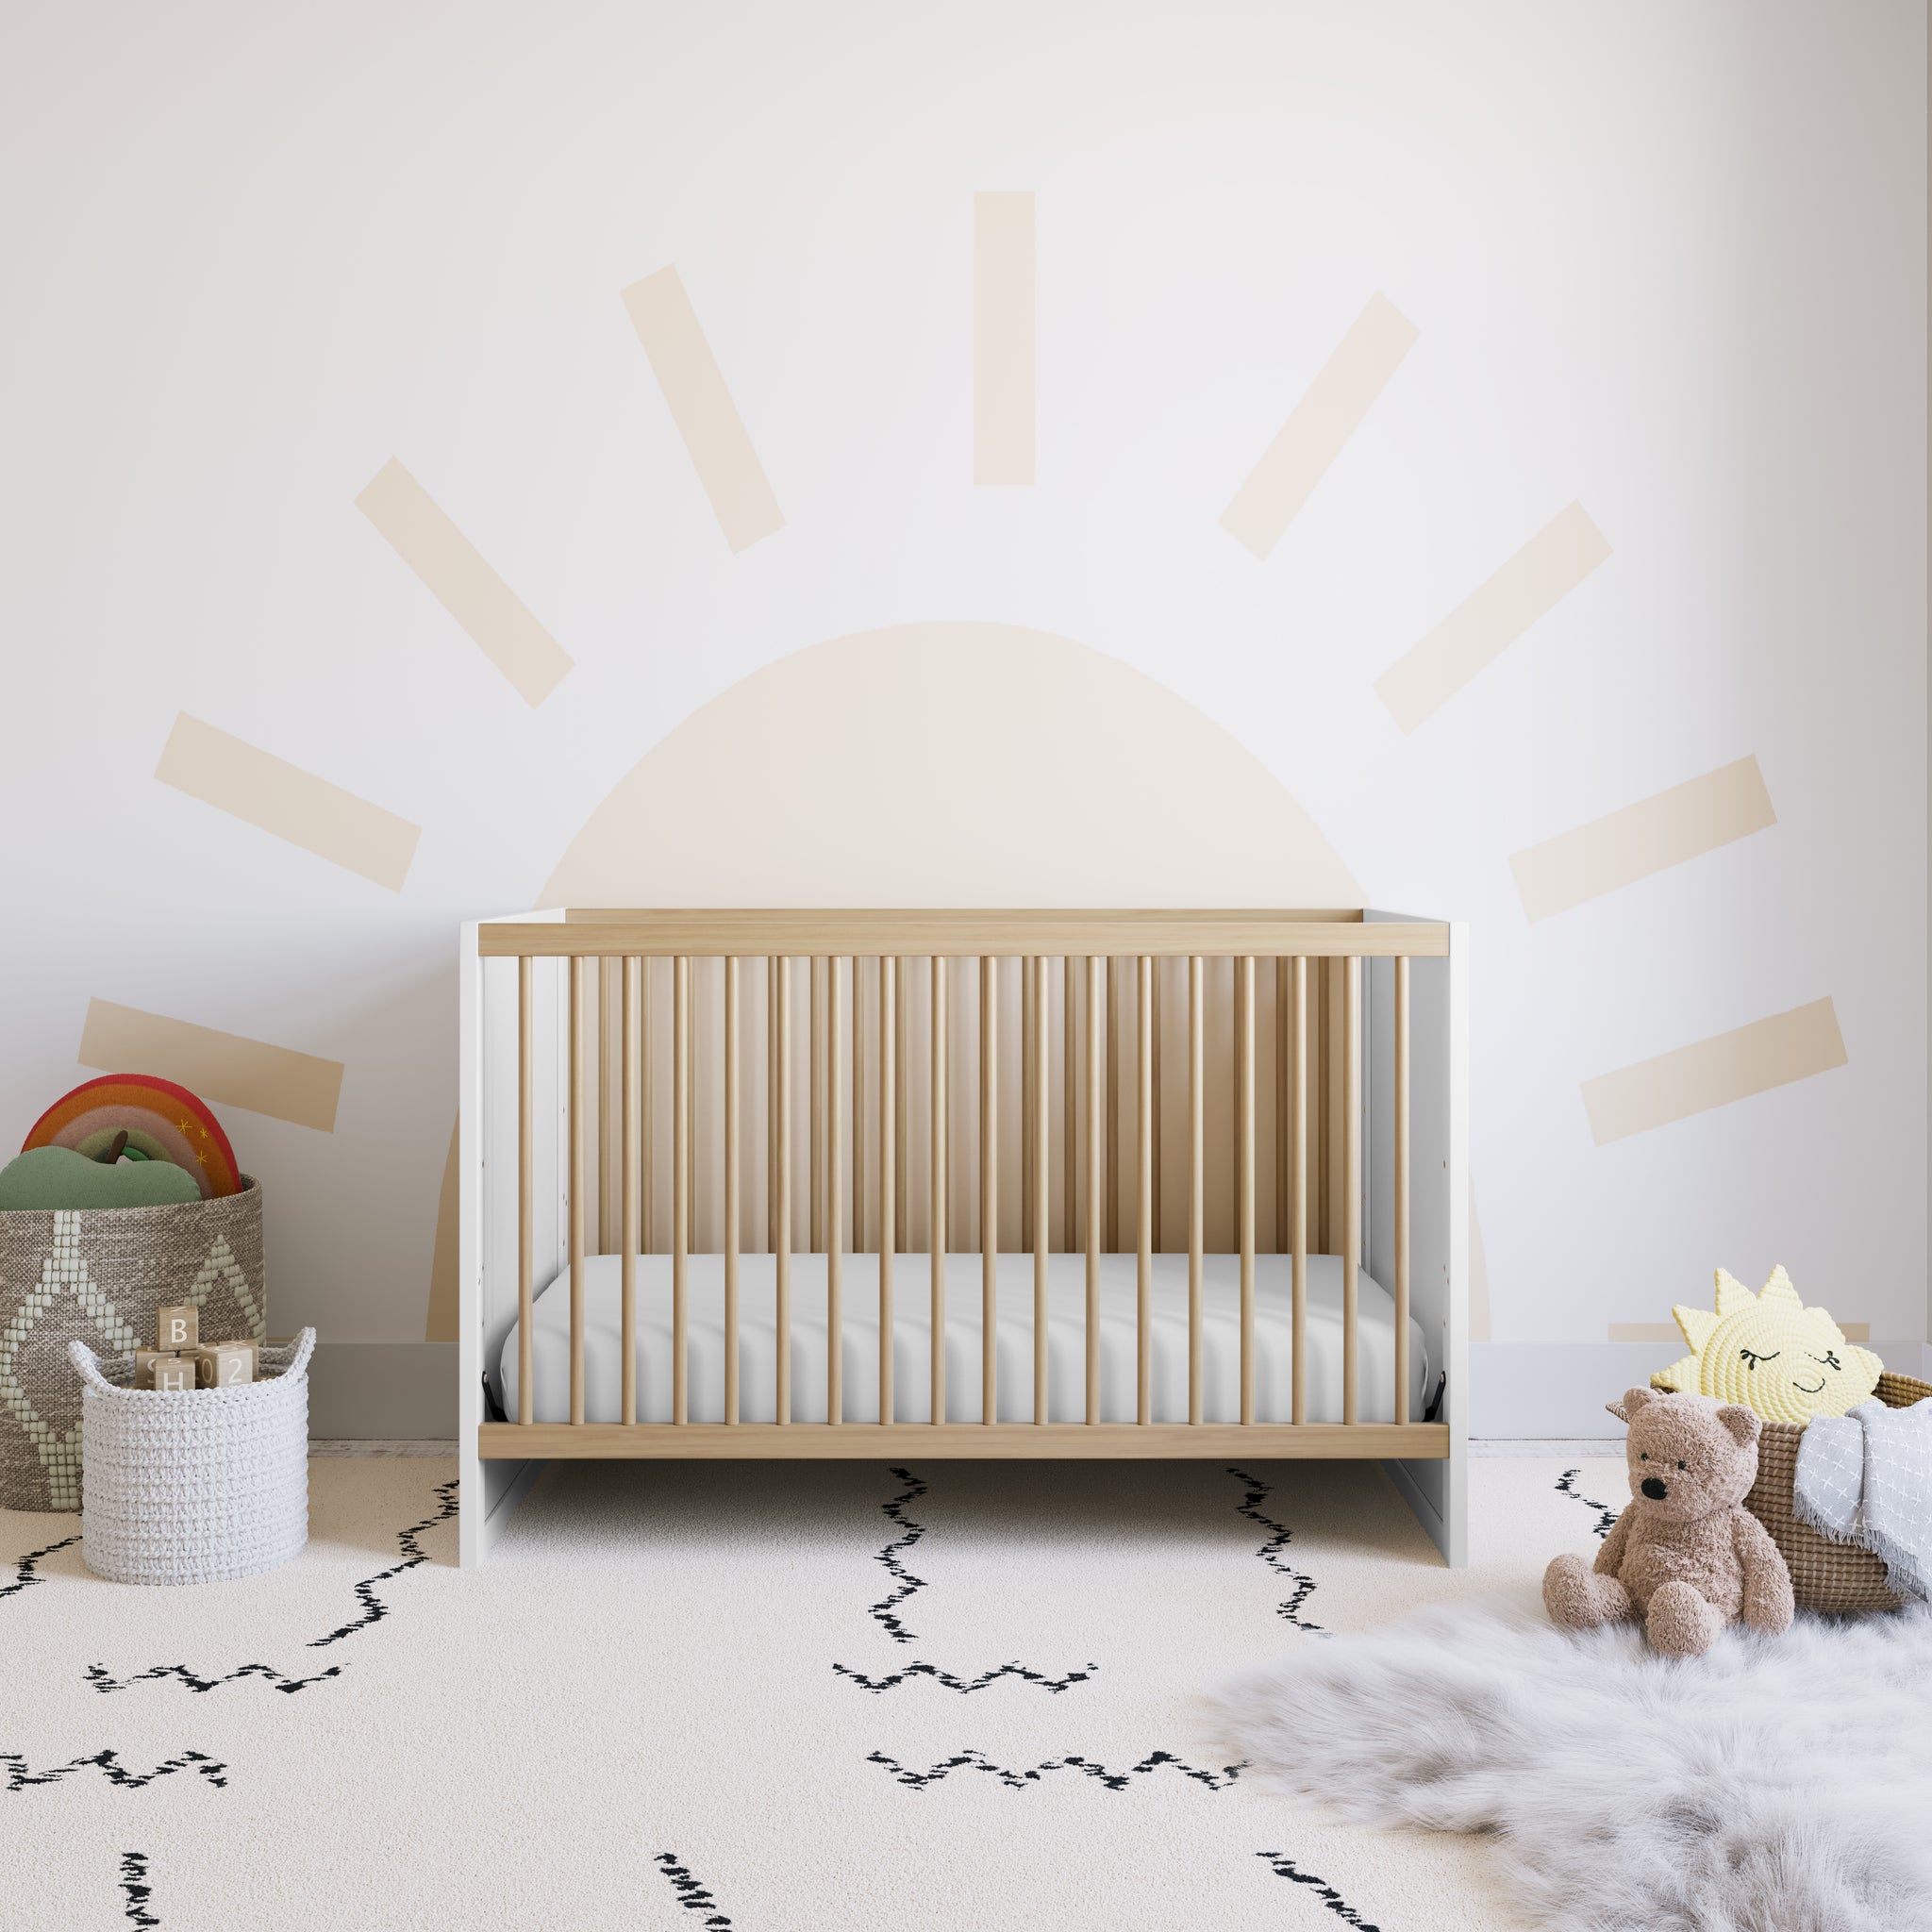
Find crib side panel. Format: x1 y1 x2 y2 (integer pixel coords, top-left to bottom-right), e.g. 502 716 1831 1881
1367 909 1468 1566
461 915 568 1566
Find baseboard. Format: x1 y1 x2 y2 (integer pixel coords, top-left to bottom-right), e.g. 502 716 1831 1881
1474 1340 1930 1439
308 1341 458 1440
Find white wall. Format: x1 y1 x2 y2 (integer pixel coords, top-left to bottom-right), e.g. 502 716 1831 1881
0 1 1924 1430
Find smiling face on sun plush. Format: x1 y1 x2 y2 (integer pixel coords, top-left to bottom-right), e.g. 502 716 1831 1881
1654 1267 1884 1424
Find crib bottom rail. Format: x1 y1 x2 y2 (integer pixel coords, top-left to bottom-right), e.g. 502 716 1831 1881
475 1421 1451 1459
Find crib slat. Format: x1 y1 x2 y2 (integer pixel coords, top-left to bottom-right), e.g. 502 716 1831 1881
809 957 824 1256
569 956 587 1426
642 961 654 1255
764 958 774 1256
1240 955 1256 1425
1342 954 1360 1428
1137 955 1153 1425
1106 956 1120 1253
517 957 533 1427
828 956 843 1427
880 956 896 1425
1086 953 1102 1425
1394 955 1411 1427
1063 956 1076 1254
930 957 948 1424
774 957 791 1424
1291 956 1307 1427
724 955 740 1427
1274 958 1288 1255
981 956 997 1426
1021 955 1034 1256
598 958 614 1255
1032 955 1049 1424
853 956 866 1254
673 955 690 1425
895 954 908 1253
1188 955 1204 1426
687 964 697 1245
622 956 641 1427
1151 959 1163 1255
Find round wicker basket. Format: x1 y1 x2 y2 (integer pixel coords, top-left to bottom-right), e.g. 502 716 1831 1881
67 1329 313 1586
1621 1371 1932 1614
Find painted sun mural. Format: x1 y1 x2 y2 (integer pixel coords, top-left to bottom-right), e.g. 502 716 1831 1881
95 192 1847 1347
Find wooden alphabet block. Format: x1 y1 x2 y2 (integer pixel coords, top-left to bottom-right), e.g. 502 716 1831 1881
156 1306 199 1351
194 1344 255 1389
133 1350 180 1391
151 1357 196 1392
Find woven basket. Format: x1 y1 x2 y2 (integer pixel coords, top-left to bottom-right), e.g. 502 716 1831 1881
67 1329 312 1586
1621 1372 1932 1614
0 1179 265 1511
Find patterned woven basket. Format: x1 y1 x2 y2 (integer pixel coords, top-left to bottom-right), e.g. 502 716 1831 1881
0 1179 265 1510
1628 1371 1932 1614
67 1329 313 1586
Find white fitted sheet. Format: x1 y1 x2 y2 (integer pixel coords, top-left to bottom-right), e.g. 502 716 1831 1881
497 1250 1429 1426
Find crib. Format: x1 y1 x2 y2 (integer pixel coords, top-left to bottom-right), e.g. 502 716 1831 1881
457 911 1468 1567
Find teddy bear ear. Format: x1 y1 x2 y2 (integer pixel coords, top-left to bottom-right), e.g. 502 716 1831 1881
1622 1387 1656 1415
1716 1405 1761 1447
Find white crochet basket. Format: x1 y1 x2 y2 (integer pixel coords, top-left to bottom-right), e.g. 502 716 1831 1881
67 1328 314 1586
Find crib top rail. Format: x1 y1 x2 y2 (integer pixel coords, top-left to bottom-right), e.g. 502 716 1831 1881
476 909 1450 958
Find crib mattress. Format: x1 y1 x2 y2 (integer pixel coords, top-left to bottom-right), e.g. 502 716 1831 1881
497 1250 1430 1428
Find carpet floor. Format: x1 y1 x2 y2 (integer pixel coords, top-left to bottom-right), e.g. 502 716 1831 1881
0 1453 1640 1930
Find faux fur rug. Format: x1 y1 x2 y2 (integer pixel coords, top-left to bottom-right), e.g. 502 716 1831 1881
1213 1600 1932 1932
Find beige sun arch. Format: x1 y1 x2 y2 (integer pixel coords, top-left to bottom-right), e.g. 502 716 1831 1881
425 620 1360 1338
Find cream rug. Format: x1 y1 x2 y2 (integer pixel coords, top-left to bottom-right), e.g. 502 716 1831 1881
0 1453 1635 1930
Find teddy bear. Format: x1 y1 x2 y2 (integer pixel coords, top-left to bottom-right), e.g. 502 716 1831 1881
1542 1386 1794 1657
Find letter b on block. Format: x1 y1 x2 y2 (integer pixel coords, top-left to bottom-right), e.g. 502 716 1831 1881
158 1307 198 1351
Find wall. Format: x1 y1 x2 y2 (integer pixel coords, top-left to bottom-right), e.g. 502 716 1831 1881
1 1 1924 1436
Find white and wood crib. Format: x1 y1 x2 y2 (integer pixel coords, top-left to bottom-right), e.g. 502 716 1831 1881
458 910 1468 1566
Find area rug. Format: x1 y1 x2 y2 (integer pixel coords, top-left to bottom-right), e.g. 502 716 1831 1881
3 1452 1646 1930
1215 1597 1932 1932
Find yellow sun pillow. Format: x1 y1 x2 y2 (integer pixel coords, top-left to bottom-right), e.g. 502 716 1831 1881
1654 1266 1883 1424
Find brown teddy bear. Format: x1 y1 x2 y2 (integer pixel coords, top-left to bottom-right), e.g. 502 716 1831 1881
1542 1386 1794 1657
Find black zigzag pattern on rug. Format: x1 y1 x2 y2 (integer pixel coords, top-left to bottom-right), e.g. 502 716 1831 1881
0 1533 80 1604
1257 1852 1380 1928
841 1466 1097 1694
119 1853 159 1929
1556 1468 1620 1541
835 1658 1097 1694
86 1662 344 1696
868 1748 1243 1792
0 1750 227 1792
85 1477 458 1696
1228 1467 1324 1631
655 1852 734 1927
309 1476 459 1648
870 1467 929 1643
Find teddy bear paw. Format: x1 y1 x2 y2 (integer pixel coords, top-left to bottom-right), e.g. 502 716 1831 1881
1542 1552 1630 1630
1645 1579 1724 1657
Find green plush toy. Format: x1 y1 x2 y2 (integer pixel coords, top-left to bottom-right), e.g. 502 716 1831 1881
0 1140 202 1210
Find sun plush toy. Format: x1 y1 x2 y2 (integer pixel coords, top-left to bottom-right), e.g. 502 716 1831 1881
1655 1267 1883 1424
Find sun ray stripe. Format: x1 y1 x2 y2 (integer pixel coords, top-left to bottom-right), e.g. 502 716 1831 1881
355 458 573 707
155 713 421 891
1510 756 1775 922
1580 998 1846 1145
78 999 344 1134
1220 292 1417 559
1376 502 1610 733
622 265 784 554
974 191 1035 485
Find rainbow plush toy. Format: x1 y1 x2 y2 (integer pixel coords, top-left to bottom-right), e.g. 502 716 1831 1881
22 1074 241 1199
